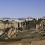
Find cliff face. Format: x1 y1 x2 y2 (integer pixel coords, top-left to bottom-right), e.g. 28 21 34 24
0 20 19 39
0 23 5 29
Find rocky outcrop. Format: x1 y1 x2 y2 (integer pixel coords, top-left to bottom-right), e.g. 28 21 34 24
0 20 19 40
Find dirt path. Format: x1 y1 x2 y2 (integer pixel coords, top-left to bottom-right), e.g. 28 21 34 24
31 40 45 45
0 40 45 45
0 42 22 45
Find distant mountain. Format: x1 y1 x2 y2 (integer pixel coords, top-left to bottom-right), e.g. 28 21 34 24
25 16 33 19
0 16 34 20
17 18 25 20
41 16 45 19
0 17 17 19
18 16 34 20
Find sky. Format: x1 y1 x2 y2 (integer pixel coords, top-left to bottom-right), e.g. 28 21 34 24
0 0 45 18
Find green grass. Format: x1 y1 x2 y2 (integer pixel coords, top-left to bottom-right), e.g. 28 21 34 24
0 29 45 42
15 30 45 41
